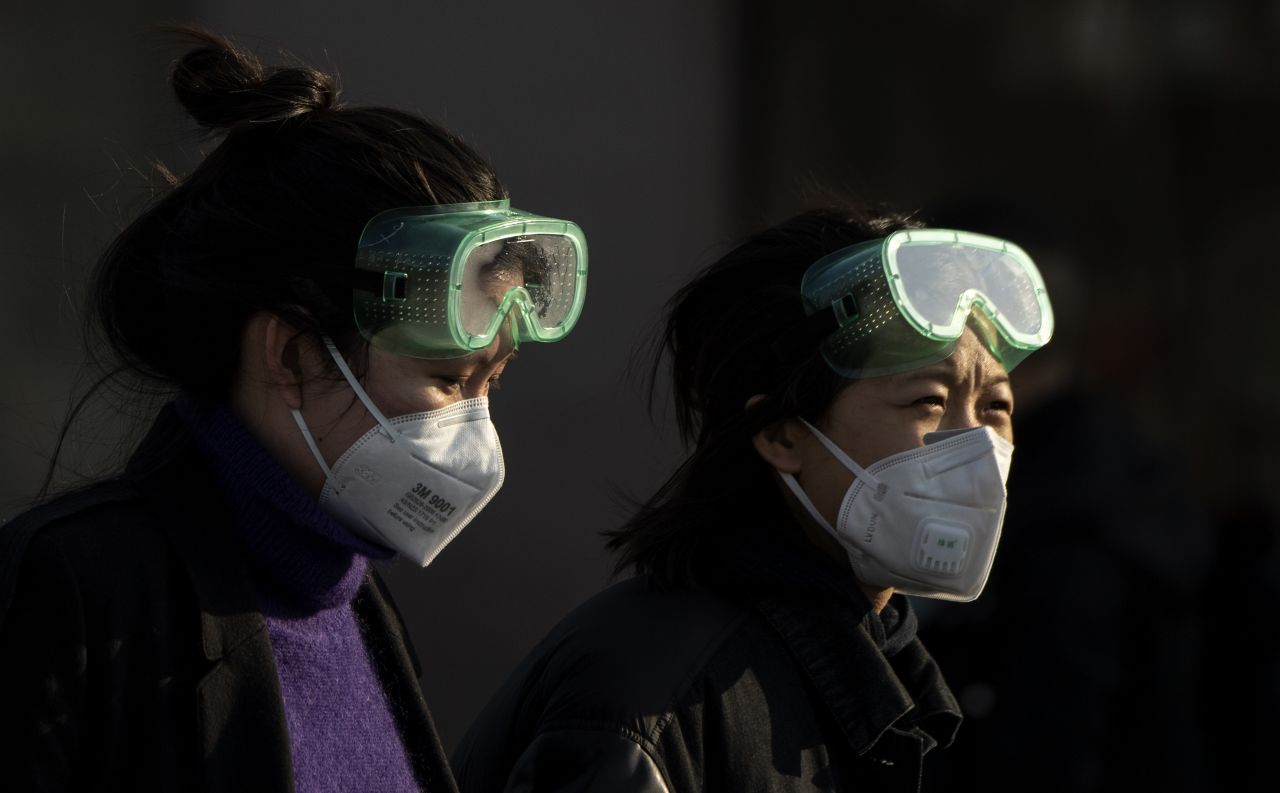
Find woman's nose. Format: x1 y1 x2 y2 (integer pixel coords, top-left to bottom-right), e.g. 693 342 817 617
462 378 491 400
939 400 981 432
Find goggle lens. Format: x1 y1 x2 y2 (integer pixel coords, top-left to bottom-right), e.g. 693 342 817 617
352 202 587 358
894 239 1046 339
460 234 582 338
800 228 1053 378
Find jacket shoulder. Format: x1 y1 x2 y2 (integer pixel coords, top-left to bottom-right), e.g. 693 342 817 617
0 479 173 624
532 577 751 726
453 577 752 792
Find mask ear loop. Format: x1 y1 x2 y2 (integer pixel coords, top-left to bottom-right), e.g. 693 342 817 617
292 409 338 488
775 418 888 545
779 471 839 538
322 337 399 442
796 417 887 498
289 337 399 491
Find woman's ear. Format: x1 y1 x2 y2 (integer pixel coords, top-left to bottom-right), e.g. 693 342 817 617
243 312 316 410
747 394 806 474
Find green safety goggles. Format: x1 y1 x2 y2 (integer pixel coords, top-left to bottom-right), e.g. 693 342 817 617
792 228 1053 378
352 200 588 358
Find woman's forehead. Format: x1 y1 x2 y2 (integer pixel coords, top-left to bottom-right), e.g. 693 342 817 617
865 329 1011 390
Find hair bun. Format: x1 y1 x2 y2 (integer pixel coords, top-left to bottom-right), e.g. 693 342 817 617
170 26 336 130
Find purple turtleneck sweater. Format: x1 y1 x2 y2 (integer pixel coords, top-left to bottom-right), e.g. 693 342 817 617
175 395 422 793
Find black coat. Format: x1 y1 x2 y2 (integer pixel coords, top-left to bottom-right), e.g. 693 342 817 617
0 407 458 792
452 569 961 793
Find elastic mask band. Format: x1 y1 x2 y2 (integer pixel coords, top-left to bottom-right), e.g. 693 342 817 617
291 408 338 487
779 471 839 541
797 417 884 493
323 337 398 442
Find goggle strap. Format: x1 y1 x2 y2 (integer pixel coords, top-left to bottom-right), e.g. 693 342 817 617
797 417 885 492
322 338 399 442
770 300 847 363
350 269 386 294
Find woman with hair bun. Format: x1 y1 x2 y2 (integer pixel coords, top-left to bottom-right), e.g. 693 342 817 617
0 27 587 792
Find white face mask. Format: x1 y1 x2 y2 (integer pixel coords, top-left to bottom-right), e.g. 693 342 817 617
291 340 505 567
779 419 1013 602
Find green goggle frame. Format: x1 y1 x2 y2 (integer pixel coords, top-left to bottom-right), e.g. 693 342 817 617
797 228 1054 378
353 199 588 359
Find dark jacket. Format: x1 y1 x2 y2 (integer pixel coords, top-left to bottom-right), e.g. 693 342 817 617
452 560 961 793
0 407 458 793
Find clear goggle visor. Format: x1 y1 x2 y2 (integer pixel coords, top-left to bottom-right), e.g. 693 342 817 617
801 228 1054 378
353 200 588 359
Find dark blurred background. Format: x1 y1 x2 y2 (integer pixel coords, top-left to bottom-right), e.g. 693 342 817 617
3 1 1278 788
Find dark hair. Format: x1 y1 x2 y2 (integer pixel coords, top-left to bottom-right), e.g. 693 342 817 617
94 26 506 397
605 206 921 589
39 27 506 497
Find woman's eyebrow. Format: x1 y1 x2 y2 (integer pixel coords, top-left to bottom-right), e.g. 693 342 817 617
891 359 1011 389
436 346 517 376
420 354 482 376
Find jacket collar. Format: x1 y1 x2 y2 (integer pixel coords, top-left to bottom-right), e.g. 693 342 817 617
127 404 272 663
126 405 294 792
752 591 961 756
722 525 962 757
125 404 454 793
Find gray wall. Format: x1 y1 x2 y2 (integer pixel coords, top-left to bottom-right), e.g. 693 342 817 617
1 0 180 502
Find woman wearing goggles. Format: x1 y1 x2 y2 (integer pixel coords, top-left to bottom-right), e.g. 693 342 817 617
454 207 1051 792
0 27 584 792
